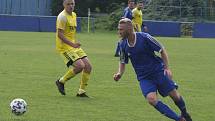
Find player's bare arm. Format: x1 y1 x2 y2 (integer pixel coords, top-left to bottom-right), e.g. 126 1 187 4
58 28 81 48
160 48 172 79
113 63 126 81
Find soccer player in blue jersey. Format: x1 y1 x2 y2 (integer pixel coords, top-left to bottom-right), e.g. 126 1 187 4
113 18 192 121
114 0 135 57
122 0 135 20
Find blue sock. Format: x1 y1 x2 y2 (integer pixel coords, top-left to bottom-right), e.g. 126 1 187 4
154 101 180 121
174 97 187 115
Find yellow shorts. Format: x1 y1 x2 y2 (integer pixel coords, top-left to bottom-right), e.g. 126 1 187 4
134 24 142 32
60 48 87 67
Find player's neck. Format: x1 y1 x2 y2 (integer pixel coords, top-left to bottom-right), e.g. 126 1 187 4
127 32 135 46
65 9 73 15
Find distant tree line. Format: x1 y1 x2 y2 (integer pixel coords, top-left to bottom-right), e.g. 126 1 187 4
144 0 214 21
51 0 214 18
51 0 214 30
51 0 128 16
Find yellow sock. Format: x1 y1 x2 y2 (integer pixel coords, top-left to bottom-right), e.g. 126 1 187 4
59 69 76 84
79 71 90 90
78 89 86 94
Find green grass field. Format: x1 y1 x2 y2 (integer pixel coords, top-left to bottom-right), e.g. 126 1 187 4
0 31 215 121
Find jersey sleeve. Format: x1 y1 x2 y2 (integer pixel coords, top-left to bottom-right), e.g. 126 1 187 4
57 14 67 30
132 9 137 18
145 34 164 53
119 43 129 64
123 10 129 18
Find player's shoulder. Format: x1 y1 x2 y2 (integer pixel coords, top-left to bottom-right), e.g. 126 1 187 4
136 32 149 38
119 39 127 47
136 32 155 43
124 7 129 11
57 10 67 22
72 12 77 17
139 32 160 45
57 10 66 17
132 8 138 12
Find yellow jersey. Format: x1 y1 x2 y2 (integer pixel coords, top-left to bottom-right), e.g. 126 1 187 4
56 10 77 53
132 7 143 26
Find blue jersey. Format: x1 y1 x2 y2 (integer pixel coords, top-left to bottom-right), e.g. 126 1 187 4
122 7 133 20
119 32 165 80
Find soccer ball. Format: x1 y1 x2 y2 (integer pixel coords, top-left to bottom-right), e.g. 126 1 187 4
10 98 27 115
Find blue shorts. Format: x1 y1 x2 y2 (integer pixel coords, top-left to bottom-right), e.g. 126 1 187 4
139 71 178 97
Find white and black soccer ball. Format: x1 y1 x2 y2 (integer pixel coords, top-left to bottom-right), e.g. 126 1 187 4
10 98 27 116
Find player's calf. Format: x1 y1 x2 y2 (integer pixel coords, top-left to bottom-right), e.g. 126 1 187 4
183 113 192 121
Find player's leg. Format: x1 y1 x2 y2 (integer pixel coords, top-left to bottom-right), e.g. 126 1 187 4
139 80 182 121
56 59 84 95
77 57 92 97
169 89 192 121
56 50 84 95
147 92 183 121
133 23 138 32
156 71 190 121
59 59 84 83
75 48 92 97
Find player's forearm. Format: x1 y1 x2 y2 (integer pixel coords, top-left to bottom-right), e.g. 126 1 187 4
160 49 169 69
58 30 74 47
118 63 125 76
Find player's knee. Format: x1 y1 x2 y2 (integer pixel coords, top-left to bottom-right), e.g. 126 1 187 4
169 89 181 102
74 67 83 74
74 63 85 73
83 62 92 73
146 95 158 106
79 64 85 71
86 63 92 72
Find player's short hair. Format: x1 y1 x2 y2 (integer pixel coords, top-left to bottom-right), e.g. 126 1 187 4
128 0 135 3
63 0 74 2
119 18 132 25
119 18 133 32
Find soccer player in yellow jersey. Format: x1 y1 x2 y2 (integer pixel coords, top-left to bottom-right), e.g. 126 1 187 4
55 0 92 97
132 1 143 32
132 1 148 32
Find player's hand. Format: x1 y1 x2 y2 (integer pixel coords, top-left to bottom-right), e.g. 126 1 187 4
71 43 81 48
164 68 172 79
113 73 121 81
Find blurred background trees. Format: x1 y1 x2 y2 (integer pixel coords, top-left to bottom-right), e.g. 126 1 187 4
51 0 214 21
51 0 215 30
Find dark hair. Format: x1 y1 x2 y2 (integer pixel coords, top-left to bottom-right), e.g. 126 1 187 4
128 0 135 3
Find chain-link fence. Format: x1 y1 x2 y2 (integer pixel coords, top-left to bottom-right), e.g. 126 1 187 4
143 0 215 22
149 6 215 21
